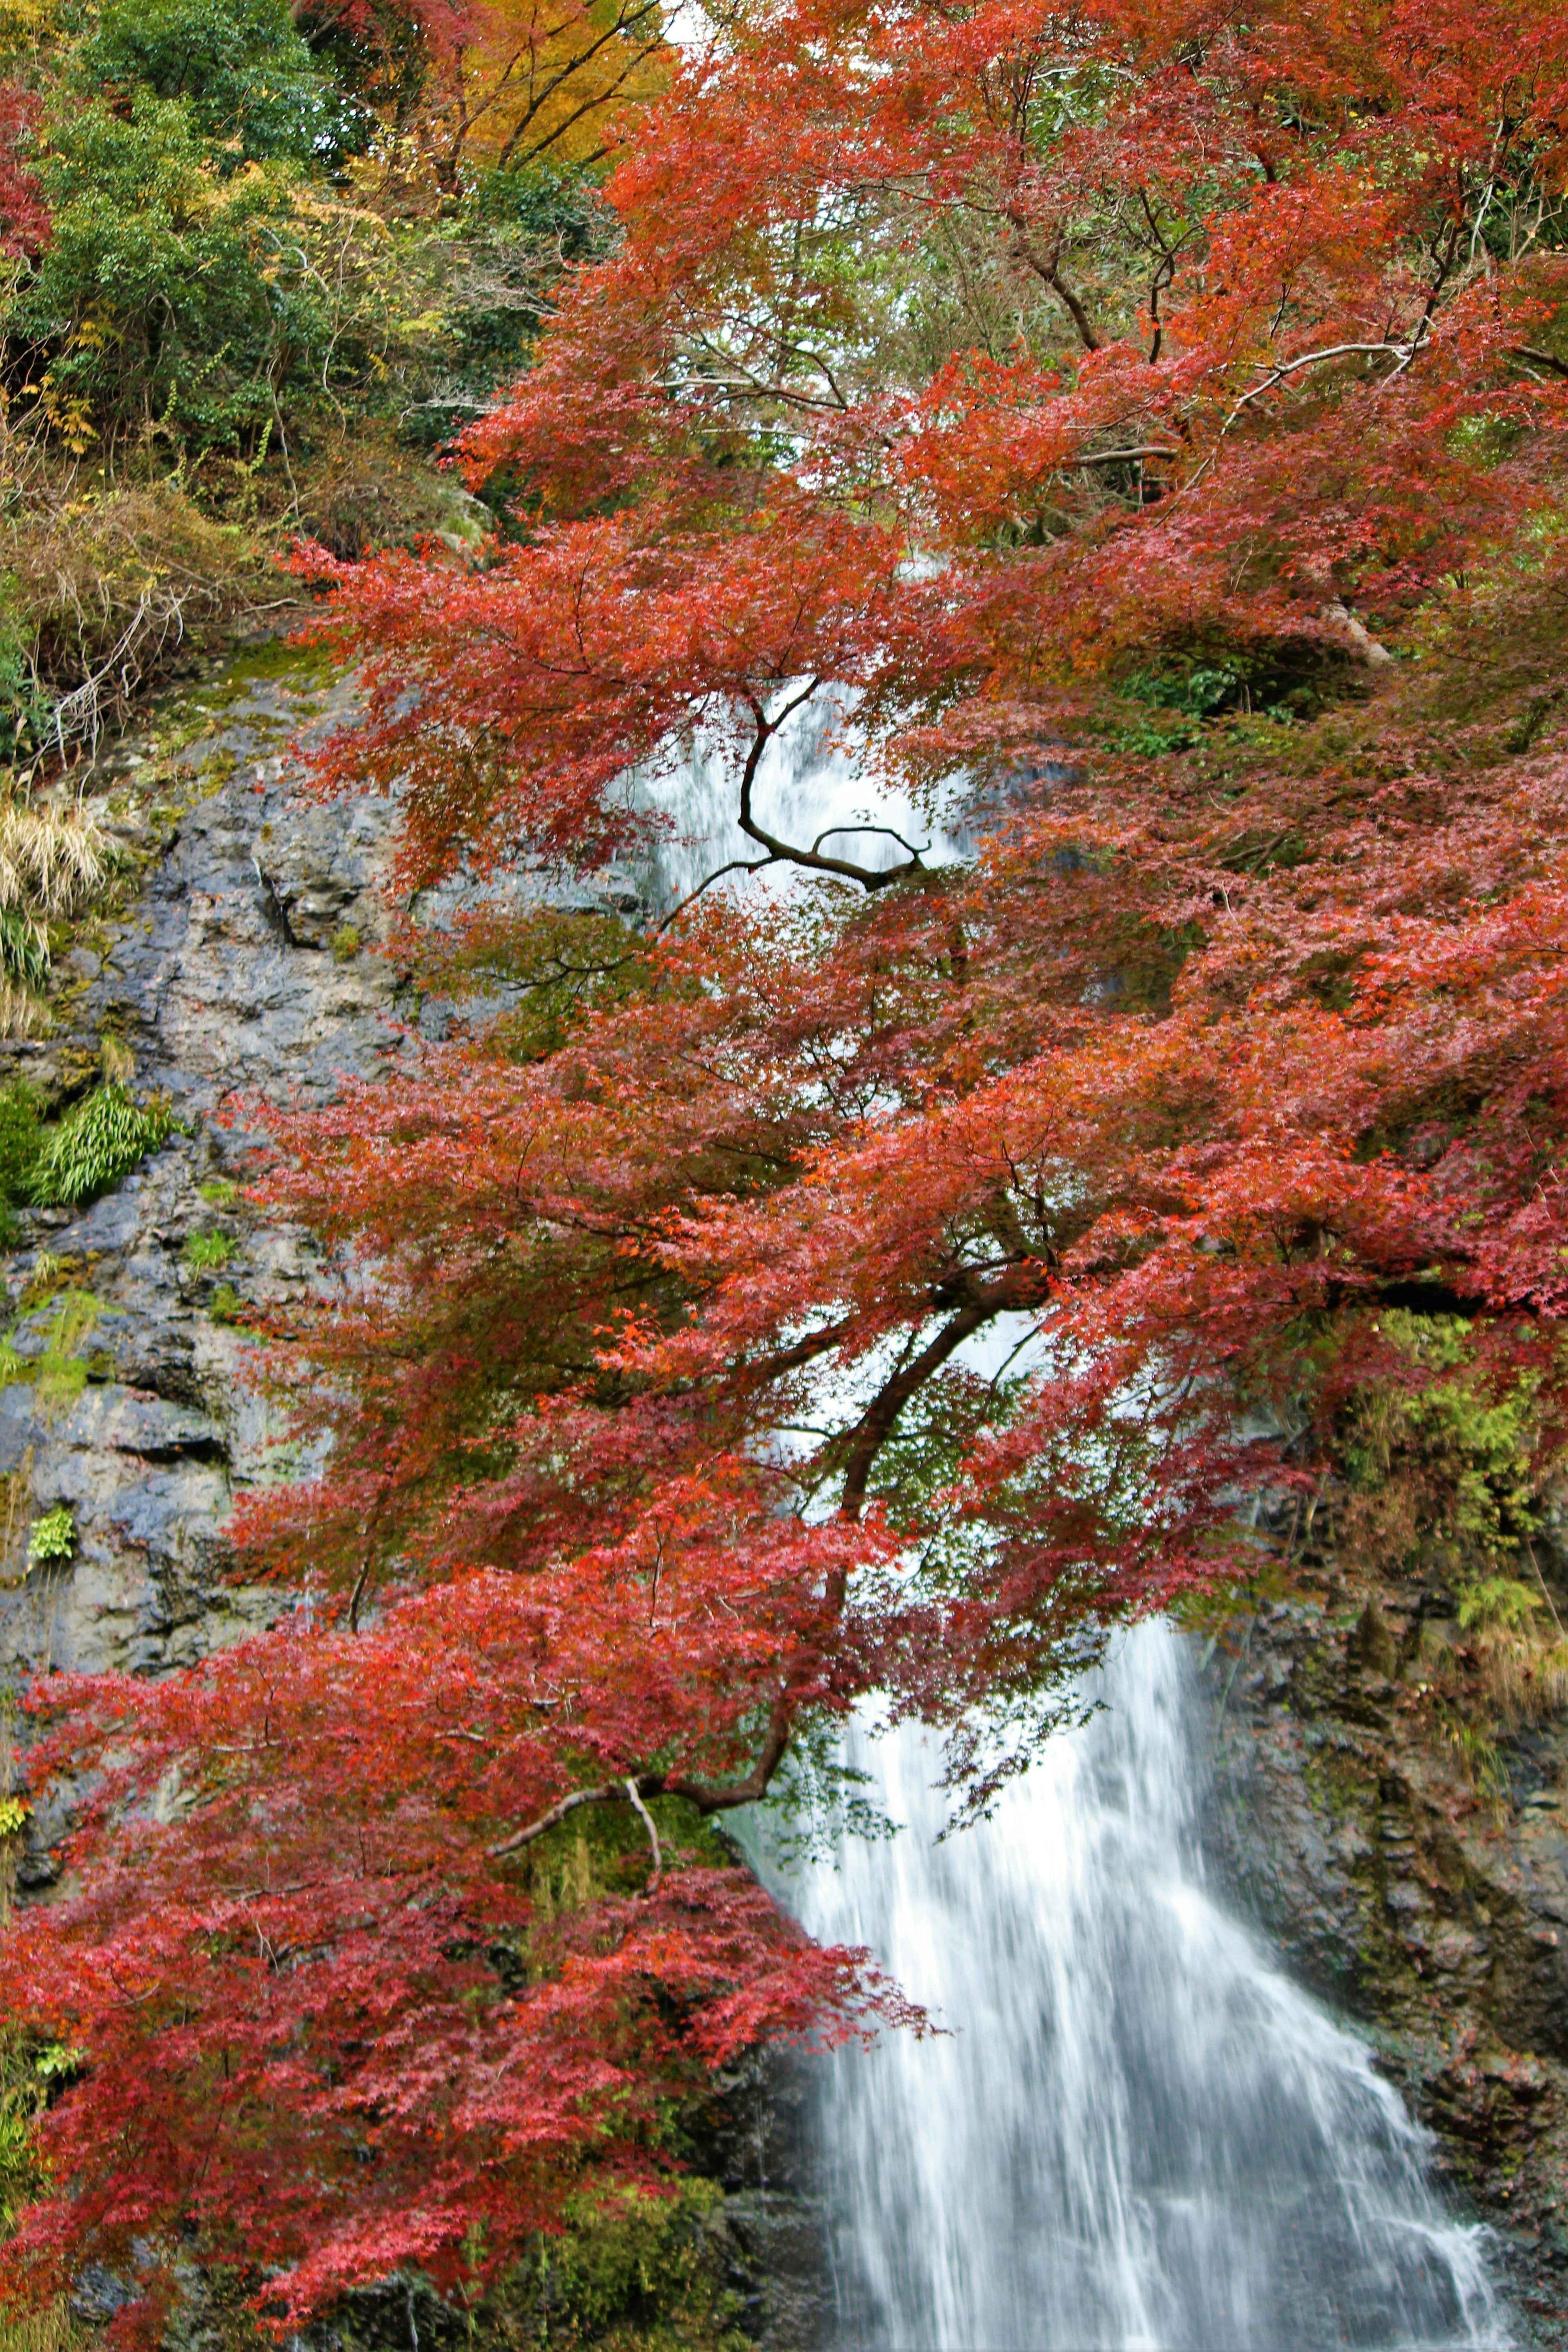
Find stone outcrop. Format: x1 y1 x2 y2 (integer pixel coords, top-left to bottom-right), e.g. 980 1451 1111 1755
1201 1572 1568 2344
0 639 408 1876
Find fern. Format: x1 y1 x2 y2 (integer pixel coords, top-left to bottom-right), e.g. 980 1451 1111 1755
30 1085 170 1207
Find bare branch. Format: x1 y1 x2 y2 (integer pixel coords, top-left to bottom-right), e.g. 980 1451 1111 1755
626 1775 663 1894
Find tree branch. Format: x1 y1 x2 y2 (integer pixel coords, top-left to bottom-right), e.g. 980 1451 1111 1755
1513 344 1568 380
735 689 924 891
1007 222 1100 352
626 1775 663 1894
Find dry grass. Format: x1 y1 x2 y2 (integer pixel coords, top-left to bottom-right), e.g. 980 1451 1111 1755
0 2305 77 2352
0 801 109 918
0 982 49 1039
4 479 268 682
0 426 284 766
0 798 111 1020
1469 1624 1568 1721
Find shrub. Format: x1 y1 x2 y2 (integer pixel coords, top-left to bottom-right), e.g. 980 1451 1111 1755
29 1084 170 1205
26 1503 73 1564
12 95 319 454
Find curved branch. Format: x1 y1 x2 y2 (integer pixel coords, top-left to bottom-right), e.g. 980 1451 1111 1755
1513 344 1568 381
1006 222 1100 352
735 691 924 892
655 854 778 933
626 1775 663 1894
488 1777 653 1859
809 821 929 860
837 1301 996 1521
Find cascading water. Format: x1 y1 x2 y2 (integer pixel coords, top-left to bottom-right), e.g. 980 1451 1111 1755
784 1622 1509 2352
630 686 964 915
645 706 1510 2351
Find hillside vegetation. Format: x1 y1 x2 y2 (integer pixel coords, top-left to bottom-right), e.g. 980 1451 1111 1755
0 0 659 762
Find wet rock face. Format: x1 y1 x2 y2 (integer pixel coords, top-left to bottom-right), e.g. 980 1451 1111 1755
0 646 408 1853
1200 1581 1568 2342
695 2053 836 2352
0 642 832 2351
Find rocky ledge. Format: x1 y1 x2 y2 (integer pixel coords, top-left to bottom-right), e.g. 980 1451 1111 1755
1202 1571 1568 2343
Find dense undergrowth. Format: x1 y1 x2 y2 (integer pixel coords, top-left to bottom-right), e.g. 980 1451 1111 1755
0 0 638 762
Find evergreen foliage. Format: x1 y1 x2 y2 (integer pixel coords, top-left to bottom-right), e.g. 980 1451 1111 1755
82 0 363 169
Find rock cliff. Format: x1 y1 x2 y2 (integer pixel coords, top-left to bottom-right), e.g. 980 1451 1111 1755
0 641 406 1894
1203 1568 1568 2344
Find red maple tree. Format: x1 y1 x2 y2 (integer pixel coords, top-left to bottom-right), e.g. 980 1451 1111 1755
0 87 47 258
4 0 1568 2329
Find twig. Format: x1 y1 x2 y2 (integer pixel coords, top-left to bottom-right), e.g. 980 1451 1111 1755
1525 1539 1567 1639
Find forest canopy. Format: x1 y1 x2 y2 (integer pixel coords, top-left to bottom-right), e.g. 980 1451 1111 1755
1 0 1568 2334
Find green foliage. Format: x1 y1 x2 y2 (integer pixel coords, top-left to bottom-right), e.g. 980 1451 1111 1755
869 1362 1028 1531
0 596 49 769
400 163 610 461
25 1288 102 1421
0 1081 39 1205
329 922 360 963
502 2181 749 2352
1342 1314 1568 1722
1343 1311 1541 1571
24 1503 71 1564
1457 1575 1542 1635
183 1227 232 1269
82 0 363 170
419 908 651 1062
0 2100 31 2233
0 2036 81 2232
14 94 330 454
1107 649 1348 754
1435 1710 1510 1802
7 78 608 468
30 1085 170 1206
198 1177 238 1204
0 910 47 990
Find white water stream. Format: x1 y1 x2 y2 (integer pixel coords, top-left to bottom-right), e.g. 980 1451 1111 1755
786 1624 1509 2352
646 708 1511 2350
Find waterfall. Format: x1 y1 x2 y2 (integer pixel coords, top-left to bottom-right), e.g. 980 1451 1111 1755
784 1623 1509 2352
645 712 1510 2350
631 686 962 915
